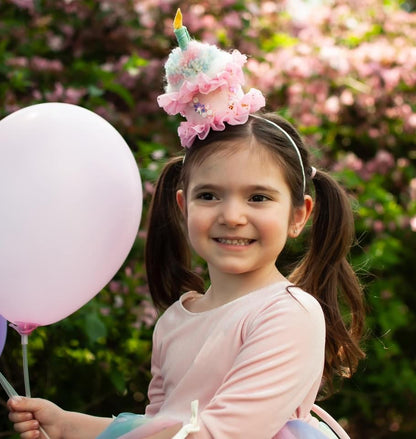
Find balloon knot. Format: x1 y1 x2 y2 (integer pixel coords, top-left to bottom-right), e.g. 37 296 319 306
9 322 39 336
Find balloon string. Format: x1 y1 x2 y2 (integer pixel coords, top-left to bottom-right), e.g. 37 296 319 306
21 336 52 439
21 334 31 398
0 370 18 400
39 426 52 439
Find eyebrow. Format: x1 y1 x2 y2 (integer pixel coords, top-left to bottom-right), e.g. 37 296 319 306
190 183 282 195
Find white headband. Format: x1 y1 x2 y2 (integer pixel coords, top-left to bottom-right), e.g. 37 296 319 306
251 115 306 193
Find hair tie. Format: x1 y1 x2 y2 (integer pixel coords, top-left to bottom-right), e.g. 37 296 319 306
310 166 317 179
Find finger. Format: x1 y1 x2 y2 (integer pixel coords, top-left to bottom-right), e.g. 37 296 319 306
9 410 34 422
12 419 39 434
8 396 42 412
8 396 27 411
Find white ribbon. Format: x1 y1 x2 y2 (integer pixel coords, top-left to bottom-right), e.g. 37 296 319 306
172 400 200 439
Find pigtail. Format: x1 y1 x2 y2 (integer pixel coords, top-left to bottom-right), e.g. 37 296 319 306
145 156 204 310
290 169 365 391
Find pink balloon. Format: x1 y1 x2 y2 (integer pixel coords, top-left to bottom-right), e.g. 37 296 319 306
0 316 6 356
0 103 142 330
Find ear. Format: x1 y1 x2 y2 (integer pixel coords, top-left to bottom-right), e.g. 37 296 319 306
176 189 187 217
288 195 313 238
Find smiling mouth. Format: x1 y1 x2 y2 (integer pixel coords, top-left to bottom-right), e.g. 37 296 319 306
215 238 254 246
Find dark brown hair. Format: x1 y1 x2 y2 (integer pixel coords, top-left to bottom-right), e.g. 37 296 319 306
145 112 365 391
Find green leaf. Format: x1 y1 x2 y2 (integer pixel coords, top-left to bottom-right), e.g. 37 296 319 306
110 369 126 393
85 313 107 344
262 33 298 52
123 53 148 75
103 80 135 108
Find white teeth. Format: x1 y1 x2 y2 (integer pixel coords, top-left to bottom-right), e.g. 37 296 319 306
217 238 251 246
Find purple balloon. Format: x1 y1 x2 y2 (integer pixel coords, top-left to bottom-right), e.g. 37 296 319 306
0 315 7 356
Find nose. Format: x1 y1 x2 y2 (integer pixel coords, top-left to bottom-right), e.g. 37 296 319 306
218 198 247 227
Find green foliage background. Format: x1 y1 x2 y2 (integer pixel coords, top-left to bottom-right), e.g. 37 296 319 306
0 1 415 438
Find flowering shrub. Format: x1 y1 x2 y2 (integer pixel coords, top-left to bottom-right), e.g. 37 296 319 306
0 0 415 437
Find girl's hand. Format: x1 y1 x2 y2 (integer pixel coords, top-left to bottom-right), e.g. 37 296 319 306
8 397 63 439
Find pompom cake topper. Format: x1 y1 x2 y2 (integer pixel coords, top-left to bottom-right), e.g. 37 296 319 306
157 8 266 148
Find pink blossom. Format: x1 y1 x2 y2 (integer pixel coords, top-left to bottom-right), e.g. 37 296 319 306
245 59 277 91
48 35 64 51
45 83 86 104
300 113 321 127
139 300 158 328
285 56 314 79
381 68 401 91
406 113 416 129
31 57 64 73
366 150 395 175
305 81 329 103
410 217 416 232
32 90 42 100
374 204 384 214
324 96 340 115
222 11 242 29
381 290 392 300
6 57 29 68
114 295 124 308
357 94 375 109
340 89 354 106
45 82 64 101
333 152 364 173
9 0 34 12
397 158 410 168
368 128 380 139
319 46 350 74
109 281 121 293
373 220 384 233
133 0 156 28
144 181 155 196
288 83 303 97
409 179 416 201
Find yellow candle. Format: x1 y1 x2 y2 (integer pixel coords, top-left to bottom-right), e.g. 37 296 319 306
174 8 183 30
173 8 190 50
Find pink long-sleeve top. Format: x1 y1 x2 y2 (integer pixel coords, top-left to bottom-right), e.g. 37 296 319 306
134 280 326 438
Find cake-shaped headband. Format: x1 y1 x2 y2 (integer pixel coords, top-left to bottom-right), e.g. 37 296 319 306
157 9 266 148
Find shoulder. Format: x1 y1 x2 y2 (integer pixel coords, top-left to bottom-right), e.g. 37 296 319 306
152 291 195 333
247 285 325 338
258 284 323 318
286 285 324 318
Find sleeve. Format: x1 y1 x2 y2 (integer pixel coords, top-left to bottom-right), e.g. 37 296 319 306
194 292 326 439
116 323 181 439
145 321 166 417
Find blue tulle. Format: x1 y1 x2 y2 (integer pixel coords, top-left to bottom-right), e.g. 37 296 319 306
276 419 336 438
96 413 148 439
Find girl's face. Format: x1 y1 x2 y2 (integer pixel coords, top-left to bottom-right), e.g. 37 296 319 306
177 141 312 283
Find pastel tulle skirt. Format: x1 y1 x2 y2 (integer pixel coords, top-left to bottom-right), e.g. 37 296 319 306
96 413 338 439
274 420 338 438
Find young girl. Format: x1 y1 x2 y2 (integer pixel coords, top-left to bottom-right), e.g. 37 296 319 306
8 10 365 439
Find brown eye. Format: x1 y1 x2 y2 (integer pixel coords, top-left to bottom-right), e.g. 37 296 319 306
198 192 216 200
250 194 269 202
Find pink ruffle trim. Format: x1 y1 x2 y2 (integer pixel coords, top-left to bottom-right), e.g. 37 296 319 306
177 88 265 147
